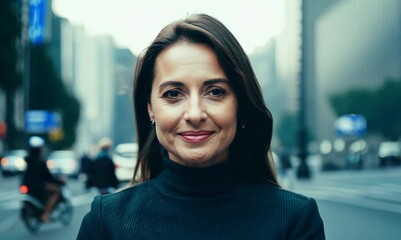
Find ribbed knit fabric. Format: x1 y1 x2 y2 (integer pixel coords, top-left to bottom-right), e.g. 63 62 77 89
77 156 325 239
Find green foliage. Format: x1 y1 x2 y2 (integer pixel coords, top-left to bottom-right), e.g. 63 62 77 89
376 79 401 139
275 112 298 150
0 1 21 91
0 1 23 148
1 2 80 149
29 45 80 149
329 78 401 140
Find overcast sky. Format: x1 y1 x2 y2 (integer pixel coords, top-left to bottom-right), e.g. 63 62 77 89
53 0 286 55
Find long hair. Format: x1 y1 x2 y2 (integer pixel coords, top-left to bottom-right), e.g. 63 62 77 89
132 13 277 185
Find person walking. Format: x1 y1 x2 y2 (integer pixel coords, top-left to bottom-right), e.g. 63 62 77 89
87 138 118 195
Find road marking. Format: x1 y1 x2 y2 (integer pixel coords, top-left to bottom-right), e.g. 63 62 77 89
320 194 401 215
294 185 401 214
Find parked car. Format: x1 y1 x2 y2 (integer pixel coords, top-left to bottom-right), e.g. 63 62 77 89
1 149 28 176
378 141 401 167
46 150 79 178
113 143 138 183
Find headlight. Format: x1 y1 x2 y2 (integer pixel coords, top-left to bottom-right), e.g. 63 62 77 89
15 158 27 169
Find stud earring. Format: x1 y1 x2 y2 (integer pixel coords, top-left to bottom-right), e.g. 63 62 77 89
150 118 155 127
241 120 246 129
238 117 246 129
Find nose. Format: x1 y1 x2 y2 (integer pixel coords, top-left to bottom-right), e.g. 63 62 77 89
184 94 207 125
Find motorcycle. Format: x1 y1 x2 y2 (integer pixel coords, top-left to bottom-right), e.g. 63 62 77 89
19 182 73 233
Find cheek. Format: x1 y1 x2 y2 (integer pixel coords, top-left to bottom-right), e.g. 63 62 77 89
211 103 238 132
153 104 181 133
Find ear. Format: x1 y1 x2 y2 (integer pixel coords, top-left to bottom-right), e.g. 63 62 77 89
147 102 154 120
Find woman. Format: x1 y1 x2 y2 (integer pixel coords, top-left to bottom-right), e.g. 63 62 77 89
77 13 325 239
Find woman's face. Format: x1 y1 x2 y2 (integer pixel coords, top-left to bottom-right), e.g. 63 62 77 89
148 42 238 167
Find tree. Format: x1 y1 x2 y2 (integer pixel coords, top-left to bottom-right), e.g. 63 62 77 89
375 79 401 140
29 45 80 149
0 1 22 148
329 78 401 140
275 112 298 150
0 2 80 150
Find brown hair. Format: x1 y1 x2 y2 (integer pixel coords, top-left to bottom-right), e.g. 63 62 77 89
132 13 277 185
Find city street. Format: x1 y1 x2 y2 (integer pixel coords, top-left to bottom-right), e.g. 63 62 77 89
289 166 401 239
0 167 400 239
0 175 95 239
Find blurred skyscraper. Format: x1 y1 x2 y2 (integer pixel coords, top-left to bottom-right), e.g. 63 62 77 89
252 0 401 151
48 10 136 153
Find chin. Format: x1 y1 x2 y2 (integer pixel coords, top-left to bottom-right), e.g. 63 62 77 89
181 152 226 168
181 155 209 166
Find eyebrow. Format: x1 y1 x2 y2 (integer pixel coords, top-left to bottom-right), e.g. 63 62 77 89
158 78 230 90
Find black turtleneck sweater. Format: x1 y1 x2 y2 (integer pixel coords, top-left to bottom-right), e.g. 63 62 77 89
77 157 325 239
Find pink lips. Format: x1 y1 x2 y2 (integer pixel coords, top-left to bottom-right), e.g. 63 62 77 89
179 131 214 143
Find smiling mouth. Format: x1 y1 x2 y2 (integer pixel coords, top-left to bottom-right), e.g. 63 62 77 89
179 131 214 143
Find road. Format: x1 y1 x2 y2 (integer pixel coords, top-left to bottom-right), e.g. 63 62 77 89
0 175 97 239
287 166 401 240
1 167 400 239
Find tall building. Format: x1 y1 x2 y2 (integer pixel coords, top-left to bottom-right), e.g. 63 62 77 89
301 0 401 143
250 0 401 154
267 0 401 149
112 48 136 145
56 19 136 153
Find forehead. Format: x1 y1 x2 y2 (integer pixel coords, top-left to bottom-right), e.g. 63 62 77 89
153 42 226 82
157 41 217 64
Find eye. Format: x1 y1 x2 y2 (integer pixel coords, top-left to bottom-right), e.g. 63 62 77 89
162 89 183 99
207 88 227 97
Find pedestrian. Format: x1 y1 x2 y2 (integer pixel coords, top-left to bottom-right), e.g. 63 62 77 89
277 144 293 188
79 151 92 190
77 13 325 239
87 138 118 195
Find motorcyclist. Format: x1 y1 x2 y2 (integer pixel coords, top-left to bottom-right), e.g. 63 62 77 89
22 136 63 222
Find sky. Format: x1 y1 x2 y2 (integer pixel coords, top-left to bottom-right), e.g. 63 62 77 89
52 0 286 55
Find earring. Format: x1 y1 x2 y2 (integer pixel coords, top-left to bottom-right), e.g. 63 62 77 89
238 117 246 129
241 120 246 129
150 118 155 127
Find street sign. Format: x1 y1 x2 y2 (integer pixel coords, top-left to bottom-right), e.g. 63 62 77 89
24 110 62 133
29 0 47 45
335 114 367 137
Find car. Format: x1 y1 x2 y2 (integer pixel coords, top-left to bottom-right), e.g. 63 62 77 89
378 141 401 167
1 149 28 176
46 150 79 178
113 143 138 183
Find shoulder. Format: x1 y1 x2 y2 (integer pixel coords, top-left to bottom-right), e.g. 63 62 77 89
102 181 152 205
247 183 325 238
257 183 325 238
244 182 320 217
92 180 157 219
273 185 315 206
249 182 311 203
78 181 155 237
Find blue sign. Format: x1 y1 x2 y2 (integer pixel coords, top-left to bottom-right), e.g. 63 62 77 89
25 110 62 133
29 0 47 45
335 114 367 137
